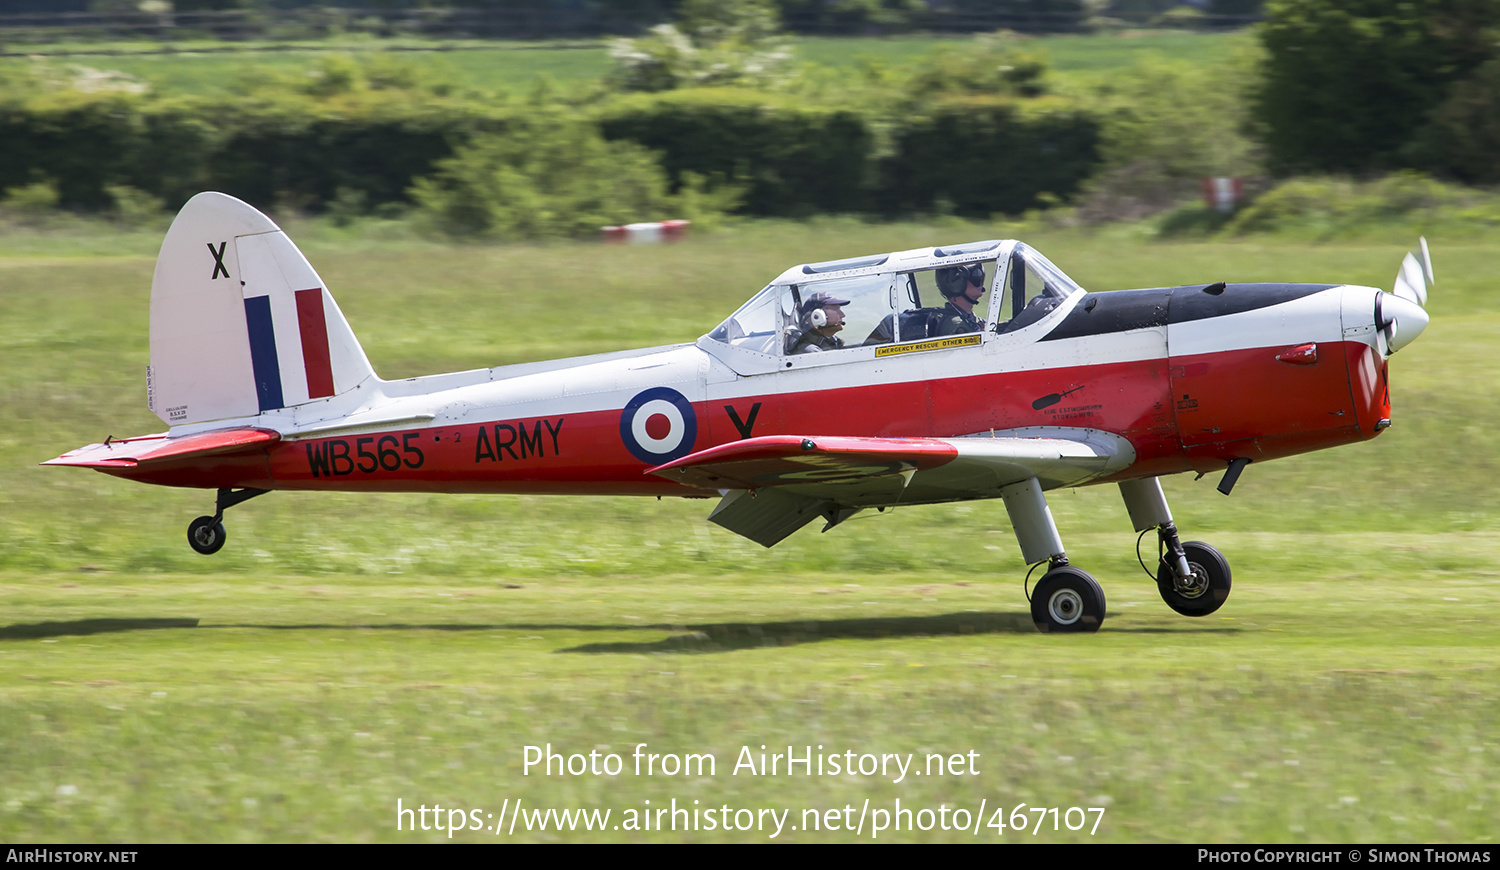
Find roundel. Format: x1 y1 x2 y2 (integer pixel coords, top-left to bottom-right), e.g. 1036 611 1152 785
620 387 698 465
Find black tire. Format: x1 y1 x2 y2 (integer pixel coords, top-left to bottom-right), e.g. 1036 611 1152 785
1030 567 1106 633
1157 541 1231 616
187 516 226 555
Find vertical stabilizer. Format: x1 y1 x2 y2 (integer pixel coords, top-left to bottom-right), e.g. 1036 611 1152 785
148 192 376 427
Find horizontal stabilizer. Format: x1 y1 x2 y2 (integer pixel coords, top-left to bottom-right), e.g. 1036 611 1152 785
43 428 280 469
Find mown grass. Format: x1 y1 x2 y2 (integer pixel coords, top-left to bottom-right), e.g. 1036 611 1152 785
799 29 1249 78
2 216 1497 842
0 30 1248 98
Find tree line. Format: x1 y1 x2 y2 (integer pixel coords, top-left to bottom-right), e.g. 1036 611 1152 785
2 0 1495 238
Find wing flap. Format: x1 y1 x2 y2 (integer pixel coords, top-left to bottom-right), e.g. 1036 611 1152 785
707 488 832 548
44 427 280 469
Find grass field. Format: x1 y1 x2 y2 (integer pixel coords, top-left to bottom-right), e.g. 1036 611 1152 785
2 217 1497 842
0 30 1248 97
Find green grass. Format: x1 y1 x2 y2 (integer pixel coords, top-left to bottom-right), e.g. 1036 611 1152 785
797 30 1249 77
2 41 612 98
0 30 1248 99
2 217 1497 841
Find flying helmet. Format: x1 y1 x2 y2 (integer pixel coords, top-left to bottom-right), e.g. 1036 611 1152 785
936 263 986 299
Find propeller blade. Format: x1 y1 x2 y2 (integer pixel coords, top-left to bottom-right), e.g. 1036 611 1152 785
1393 252 1426 307
1378 240 1435 356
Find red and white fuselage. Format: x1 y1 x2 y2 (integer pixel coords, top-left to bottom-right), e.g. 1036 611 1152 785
47 194 1428 555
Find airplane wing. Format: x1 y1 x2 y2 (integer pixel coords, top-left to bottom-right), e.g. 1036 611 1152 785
648 429 1134 547
43 428 281 469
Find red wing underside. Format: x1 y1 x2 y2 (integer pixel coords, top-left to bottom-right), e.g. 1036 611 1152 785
647 435 959 490
43 428 281 469
648 431 1134 547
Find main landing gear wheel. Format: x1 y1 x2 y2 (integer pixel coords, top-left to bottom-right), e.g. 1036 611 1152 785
1157 541 1231 616
1031 567 1106 634
187 516 226 555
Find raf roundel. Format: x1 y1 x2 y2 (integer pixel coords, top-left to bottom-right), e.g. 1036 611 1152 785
620 387 698 465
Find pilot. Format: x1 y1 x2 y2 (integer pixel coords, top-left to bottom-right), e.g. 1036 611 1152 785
933 263 987 336
787 291 851 354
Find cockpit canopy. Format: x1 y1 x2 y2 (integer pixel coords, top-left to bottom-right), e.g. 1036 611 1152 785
706 241 1084 358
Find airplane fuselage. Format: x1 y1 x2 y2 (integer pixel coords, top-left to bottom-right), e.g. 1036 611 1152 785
98 282 1390 499
47 195 1434 631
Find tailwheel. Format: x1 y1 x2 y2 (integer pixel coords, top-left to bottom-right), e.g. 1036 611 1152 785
1157 541 1231 616
1030 566 1106 634
187 515 227 555
183 488 267 555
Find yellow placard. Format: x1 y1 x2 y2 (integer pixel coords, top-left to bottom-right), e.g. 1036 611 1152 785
874 333 982 358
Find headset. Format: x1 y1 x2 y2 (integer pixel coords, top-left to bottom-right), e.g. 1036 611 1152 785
937 263 987 299
799 292 848 330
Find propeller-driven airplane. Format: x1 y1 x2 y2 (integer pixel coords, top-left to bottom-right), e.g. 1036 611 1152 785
46 193 1434 633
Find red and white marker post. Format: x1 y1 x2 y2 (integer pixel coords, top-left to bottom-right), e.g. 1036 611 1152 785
1201 177 1243 213
601 220 691 244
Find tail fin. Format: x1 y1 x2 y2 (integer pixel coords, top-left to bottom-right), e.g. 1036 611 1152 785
147 192 376 427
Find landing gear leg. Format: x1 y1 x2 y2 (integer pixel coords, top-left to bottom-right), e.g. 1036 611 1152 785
186 488 268 556
1118 477 1232 617
1002 477 1105 633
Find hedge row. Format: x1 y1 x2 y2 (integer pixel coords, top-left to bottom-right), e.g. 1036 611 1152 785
0 92 508 212
597 91 878 216
0 90 1101 220
880 97 1102 216
601 92 1102 217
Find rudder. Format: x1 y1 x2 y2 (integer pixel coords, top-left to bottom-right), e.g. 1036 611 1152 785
148 192 376 427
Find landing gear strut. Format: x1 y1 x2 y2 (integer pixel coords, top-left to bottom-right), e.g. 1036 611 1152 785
1001 476 1233 633
1002 478 1107 633
186 487 267 555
